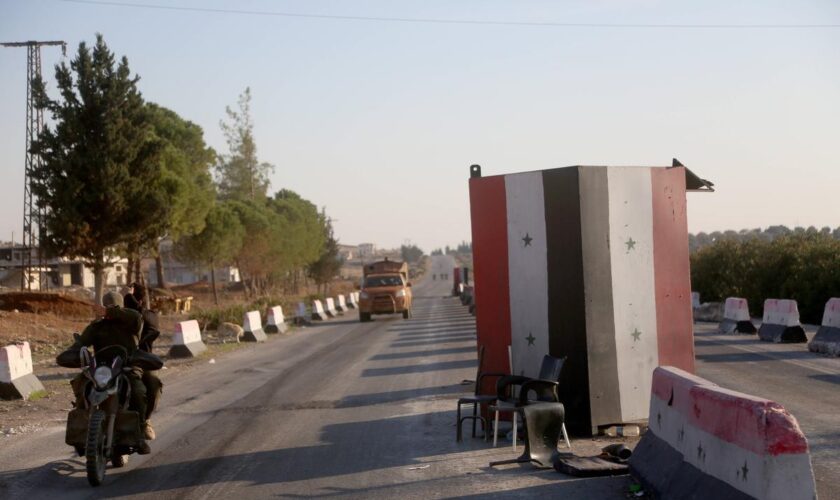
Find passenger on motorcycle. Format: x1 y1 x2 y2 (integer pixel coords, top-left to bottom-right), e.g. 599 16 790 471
123 282 162 441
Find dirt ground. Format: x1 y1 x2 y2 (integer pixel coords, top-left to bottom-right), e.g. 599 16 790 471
0 275 364 437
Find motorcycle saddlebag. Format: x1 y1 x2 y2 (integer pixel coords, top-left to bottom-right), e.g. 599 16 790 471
65 409 88 447
114 410 142 446
65 409 142 447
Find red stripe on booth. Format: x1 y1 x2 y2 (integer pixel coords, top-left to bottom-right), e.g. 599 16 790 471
650 167 695 373
469 175 512 393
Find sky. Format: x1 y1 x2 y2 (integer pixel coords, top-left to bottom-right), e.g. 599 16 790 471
1 0 839 252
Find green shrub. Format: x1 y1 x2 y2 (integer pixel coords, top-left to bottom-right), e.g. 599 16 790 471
691 233 840 323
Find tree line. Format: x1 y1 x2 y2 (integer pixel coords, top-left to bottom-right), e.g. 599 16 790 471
30 34 339 303
690 230 840 324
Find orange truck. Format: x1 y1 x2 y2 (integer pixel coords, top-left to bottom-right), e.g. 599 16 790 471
358 259 412 322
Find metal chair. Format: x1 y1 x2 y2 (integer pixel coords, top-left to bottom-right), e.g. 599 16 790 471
456 346 507 442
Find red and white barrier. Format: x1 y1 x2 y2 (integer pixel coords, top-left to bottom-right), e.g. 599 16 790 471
242 310 267 342
808 298 840 356
630 366 816 500
265 306 288 334
718 297 756 334
0 342 44 400
312 300 328 321
169 320 207 358
758 299 806 343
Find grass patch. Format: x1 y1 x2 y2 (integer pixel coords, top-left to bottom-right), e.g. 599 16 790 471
27 389 49 401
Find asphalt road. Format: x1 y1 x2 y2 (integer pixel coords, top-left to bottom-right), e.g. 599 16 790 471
694 322 840 500
0 255 628 499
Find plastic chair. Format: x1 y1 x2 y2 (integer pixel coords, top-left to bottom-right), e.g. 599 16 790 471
456 346 507 442
491 355 571 450
489 402 567 468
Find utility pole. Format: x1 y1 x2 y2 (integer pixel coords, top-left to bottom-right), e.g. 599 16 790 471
2 40 66 291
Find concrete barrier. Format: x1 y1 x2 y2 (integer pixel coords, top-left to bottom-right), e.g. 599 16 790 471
242 310 267 342
346 293 357 309
718 297 756 334
758 299 806 343
312 300 328 321
336 295 347 313
325 297 339 317
265 306 288 334
0 342 44 400
630 366 816 500
169 320 207 358
691 292 701 309
808 297 840 356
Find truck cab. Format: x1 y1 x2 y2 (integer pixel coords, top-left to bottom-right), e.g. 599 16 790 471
358 259 412 322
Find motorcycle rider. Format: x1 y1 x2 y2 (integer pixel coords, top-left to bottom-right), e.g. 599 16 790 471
75 291 151 454
123 282 162 441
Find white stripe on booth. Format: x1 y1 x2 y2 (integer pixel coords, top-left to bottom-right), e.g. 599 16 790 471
606 167 659 421
505 171 550 378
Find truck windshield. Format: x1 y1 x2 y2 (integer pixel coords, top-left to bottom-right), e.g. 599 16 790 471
365 276 403 287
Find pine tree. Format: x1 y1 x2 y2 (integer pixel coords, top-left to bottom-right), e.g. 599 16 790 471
30 34 166 303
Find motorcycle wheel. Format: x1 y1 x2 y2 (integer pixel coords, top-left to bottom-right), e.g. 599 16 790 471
85 410 107 486
111 453 129 468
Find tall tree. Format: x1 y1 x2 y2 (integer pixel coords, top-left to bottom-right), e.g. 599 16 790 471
216 87 274 201
143 103 216 287
30 34 165 303
173 203 244 304
307 212 341 295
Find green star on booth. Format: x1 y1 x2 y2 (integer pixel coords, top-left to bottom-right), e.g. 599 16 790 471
631 328 642 342
525 333 536 346
625 237 636 251
522 233 533 247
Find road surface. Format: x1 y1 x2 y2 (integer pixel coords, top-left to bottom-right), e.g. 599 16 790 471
0 255 627 499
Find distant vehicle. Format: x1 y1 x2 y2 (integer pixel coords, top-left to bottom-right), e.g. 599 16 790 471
358 258 412 321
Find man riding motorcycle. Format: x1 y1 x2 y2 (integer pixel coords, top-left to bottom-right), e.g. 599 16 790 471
67 291 153 454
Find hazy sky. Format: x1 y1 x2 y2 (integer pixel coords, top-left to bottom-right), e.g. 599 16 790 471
1 0 838 252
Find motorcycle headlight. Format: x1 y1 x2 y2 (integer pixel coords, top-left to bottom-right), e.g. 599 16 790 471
395 289 406 298
94 366 112 387
359 291 369 300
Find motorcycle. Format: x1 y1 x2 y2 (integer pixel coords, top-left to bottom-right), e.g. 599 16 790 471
62 344 156 486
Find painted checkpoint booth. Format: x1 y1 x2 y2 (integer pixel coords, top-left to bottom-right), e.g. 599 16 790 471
468 161 713 435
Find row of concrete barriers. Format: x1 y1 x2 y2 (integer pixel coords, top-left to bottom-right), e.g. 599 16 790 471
1 293 362 400
703 294 840 355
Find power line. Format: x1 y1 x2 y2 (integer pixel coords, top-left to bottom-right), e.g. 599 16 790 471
59 0 840 29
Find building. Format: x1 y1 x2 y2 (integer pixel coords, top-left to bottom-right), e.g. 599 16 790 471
357 243 376 259
337 244 359 262
0 244 128 289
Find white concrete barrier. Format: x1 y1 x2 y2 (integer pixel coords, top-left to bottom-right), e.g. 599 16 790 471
630 366 816 500
336 294 347 312
346 293 357 309
758 299 806 343
0 342 44 400
325 297 339 317
808 298 840 356
312 299 328 321
718 297 756 334
242 310 267 342
169 320 207 358
265 305 288 334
